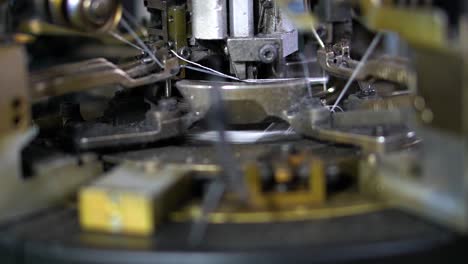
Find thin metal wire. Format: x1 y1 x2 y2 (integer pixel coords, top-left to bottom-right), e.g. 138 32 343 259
311 22 326 96
189 85 248 246
182 65 241 82
120 18 165 69
122 8 147 37
109 31 144 52
326 105 344 112
189 180 225 245
264 122 276 133
176 51 330 85
208 87 248 200
322 70 327 92
312 27 325 49
298 53 314 97
331 32 383 112
171 50 241 81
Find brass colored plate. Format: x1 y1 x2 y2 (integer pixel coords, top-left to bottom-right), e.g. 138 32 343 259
171 193 386 224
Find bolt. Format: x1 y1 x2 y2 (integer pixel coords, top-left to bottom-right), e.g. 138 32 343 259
259 44 277 64
179 47 192 59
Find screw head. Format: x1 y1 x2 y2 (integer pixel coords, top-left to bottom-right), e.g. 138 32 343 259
259 44 278 64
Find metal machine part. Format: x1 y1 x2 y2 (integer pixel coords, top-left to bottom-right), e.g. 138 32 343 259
87 144 376 230
168 0 300 79
229 0 254 38
145 0 171 42
190 129 299 145
73 110 195 151
28 0 123 33
52 95 195 151
361 135 467 232
288 99 417 153
170 148 379 224
317 41 414 87
145 0 188 51
176 78 327 124
0 45 30 136
344 1 468 234
357 21 468 232
80 163 192 235
227 32 299 79
1 0 468 263
315 0 352 23
227 0 299 79
192 0 228 40
30 58 180 101
59 0 121 32
0 46 103 221
168 5 188 52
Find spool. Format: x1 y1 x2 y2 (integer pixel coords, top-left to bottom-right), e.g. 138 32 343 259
48 0 122 33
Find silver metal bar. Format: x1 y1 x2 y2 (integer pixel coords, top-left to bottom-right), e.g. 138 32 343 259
192 0 227 40
230 0 254 37
31 58 180 100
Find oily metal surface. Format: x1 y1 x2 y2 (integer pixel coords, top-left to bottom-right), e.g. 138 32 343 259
0 207 452 251
0 207 461 264
103 139 357 166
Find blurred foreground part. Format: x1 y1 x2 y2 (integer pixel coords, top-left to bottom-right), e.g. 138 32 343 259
12 0 122 35
79 162 192 236
80 150 366 234
1 0 468 263
357 1 468 232
0 45 30 137
0 44 103 222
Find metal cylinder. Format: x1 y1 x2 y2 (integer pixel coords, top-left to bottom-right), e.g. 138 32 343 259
192 0 227 40
230 0 254 37
48 0 122 32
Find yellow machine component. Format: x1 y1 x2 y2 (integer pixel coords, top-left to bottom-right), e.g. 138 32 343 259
80 188 154 235
165 152 384 225
276 0 318 31
172 198 385 224
168 5 188 78
278 0 446 49
168 5 187 52
359 0 448 49
245 156 326 208
79 164 191 236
